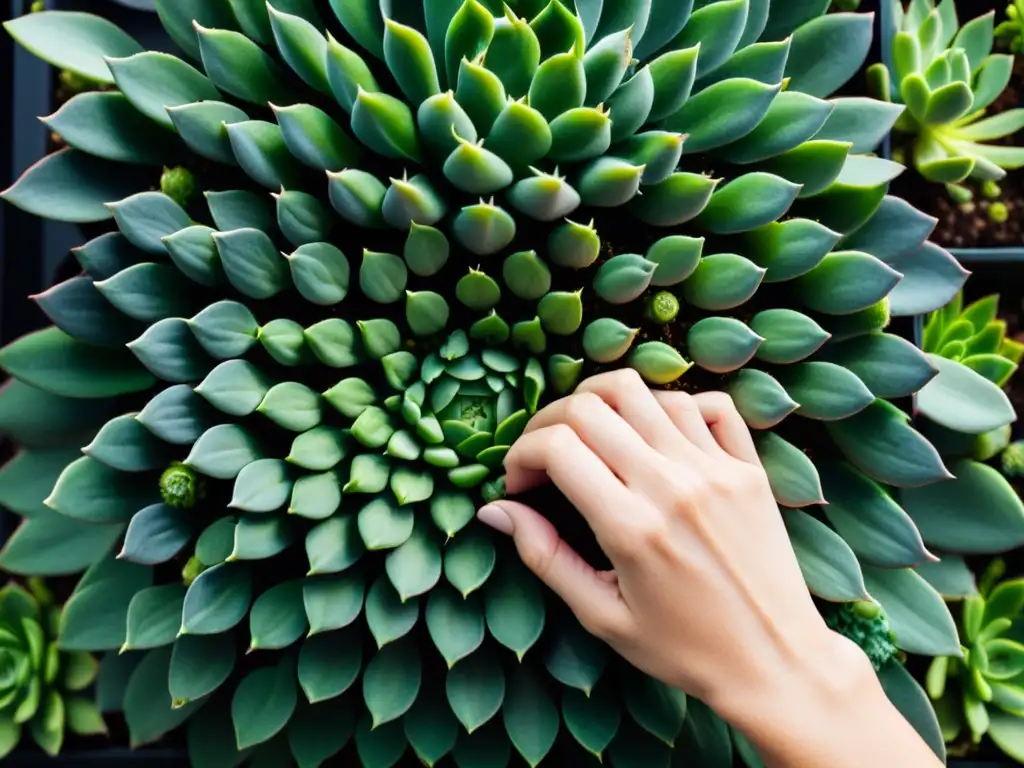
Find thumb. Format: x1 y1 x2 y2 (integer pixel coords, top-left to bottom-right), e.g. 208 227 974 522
477 500 628 636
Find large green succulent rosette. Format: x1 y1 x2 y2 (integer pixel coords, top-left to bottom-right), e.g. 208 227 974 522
0 0 1012 765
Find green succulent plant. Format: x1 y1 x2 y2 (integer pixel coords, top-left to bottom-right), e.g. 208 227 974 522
0 0 1013 765
926 559 1024 761
870 0 1024 185
903 292 1024 581
922 291 1024 389
0 580 105 760
996 0 1024 54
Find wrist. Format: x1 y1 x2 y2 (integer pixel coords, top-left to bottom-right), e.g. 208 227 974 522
708 629 880 747
709 629 942 767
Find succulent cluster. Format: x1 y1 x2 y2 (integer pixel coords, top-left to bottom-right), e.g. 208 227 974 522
0 581 105 760
871 0 1024 185
927 559 1024 761
0 0 1014 765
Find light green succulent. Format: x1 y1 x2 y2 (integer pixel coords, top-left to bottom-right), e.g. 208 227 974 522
0 581 105 760
922 291 1024 388
870 0 1024 184
996 0 1024 54
927 559 1024 761
0 0 1013 765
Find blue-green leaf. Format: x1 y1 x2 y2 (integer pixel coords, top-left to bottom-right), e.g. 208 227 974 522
826 400 950 488
1 148 148 224
818 461 932 569
43 91 177 165
0 326 154 399
3 10 142 83
861 566 960 657
784 12 872 98
128 318 212 384
902 460 1024 555
916 354 1016 435
107 51 220 129
784 509 868 601
213 228 290 300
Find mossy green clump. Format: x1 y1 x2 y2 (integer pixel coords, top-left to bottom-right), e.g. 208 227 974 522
159 462 202 508
645 291 680 325
824 601 898 671
159 166 196 208
57 69 100 95
1002 440 1024 477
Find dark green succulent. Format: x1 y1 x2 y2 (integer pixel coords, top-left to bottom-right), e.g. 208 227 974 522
0 581 105 760
0 0 1012 765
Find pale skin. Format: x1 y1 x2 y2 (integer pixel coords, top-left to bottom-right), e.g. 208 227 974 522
476 370 944 768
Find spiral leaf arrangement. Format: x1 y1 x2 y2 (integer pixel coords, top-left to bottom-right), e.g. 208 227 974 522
0 0 1011 765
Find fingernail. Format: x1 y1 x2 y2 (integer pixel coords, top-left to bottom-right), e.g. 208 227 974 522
477 504 514 535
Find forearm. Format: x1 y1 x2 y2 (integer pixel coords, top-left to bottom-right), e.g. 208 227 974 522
712 633 943 768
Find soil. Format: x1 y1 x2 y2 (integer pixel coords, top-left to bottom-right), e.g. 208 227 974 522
890 3 1024 249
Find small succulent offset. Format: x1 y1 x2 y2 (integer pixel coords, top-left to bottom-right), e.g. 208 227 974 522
996 0 1024 54
0 581 105 760
926 559 1024 761
0 0 1009 765
870 0 1024 185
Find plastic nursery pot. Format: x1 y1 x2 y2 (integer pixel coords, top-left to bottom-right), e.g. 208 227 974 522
879 0 1024 251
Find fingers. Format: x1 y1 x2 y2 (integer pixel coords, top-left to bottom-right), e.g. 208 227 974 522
522 390 657 482
573 370 697 459
651 391 724 456
477 500 631 639
503 425 633 542
692 392 762 466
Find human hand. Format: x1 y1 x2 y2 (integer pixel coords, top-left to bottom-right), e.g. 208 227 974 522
476 370 942 767
476 369 833 709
